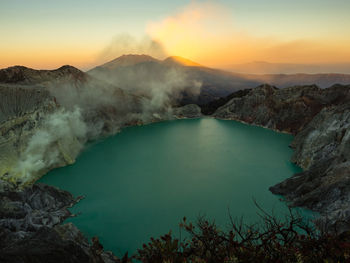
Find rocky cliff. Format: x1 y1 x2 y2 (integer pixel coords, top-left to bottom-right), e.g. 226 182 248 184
0 180 118 263
213 84 350 231
270 101 350 231
0 85 60 184
173 104 202 119
213 84 349 134
0 66 139 185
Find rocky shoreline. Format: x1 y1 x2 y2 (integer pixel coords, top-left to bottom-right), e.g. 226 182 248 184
0 84 202 261
0 179 119 263
270 101 350 232
212 84 350 232
0 108 202 263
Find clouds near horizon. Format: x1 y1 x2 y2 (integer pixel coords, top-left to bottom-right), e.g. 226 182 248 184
0 0 349 69
147 1 350 67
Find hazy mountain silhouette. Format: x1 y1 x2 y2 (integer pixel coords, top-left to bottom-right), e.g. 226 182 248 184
1 55 350 105
88 55 350 104
225 61 350 74
88 55 261 104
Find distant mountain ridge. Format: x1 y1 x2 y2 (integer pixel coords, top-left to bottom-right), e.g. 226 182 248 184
92 54 202 71
88 55 260 105
249 72 350 90
99 54 158 70
1 55 350 106
88 54 350 105
162 56 202 67
0 65 87 85
225 61 350 74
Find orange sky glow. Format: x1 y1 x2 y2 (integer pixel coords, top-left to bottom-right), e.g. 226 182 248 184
0 1 349 70
147 2 350 68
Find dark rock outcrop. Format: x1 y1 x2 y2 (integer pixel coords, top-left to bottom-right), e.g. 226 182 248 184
173 104 202 119
270 101 350 232
200 89 252 115
0 180 118 263
214 84 350 134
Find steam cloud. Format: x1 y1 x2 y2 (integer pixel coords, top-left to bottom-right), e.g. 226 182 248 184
89 59 202 121
12 35 202 184
12 108 87 183
96 34 167 65
138 68 202 120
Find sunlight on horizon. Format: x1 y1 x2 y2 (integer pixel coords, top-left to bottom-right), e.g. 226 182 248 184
0 0 350 70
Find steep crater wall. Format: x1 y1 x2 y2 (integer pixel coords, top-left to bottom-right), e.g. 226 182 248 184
0 86 59 183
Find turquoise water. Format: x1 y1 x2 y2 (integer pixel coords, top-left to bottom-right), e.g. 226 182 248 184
39 118 302 256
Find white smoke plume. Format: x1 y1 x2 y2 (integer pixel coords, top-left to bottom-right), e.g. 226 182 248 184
138 68 202 120
95 34 167 65
11 36 202 184
12 107 87 184
89 55 202 122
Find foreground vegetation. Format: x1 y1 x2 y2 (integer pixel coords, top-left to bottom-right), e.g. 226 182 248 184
112 204 350 263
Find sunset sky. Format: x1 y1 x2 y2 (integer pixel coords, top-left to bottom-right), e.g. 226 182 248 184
1 0 350 70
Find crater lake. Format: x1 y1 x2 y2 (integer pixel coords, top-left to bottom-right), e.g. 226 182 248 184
40 118 304 256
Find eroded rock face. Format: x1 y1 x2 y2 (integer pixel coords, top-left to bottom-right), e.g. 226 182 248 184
173 104 202 119
213 84 350 134
0 65 145 185
270 102 350 232
214 84 350 232
0 85 90 185
0 86 58 182
0 182 77 231
0 181 118 263
291 103 350 170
